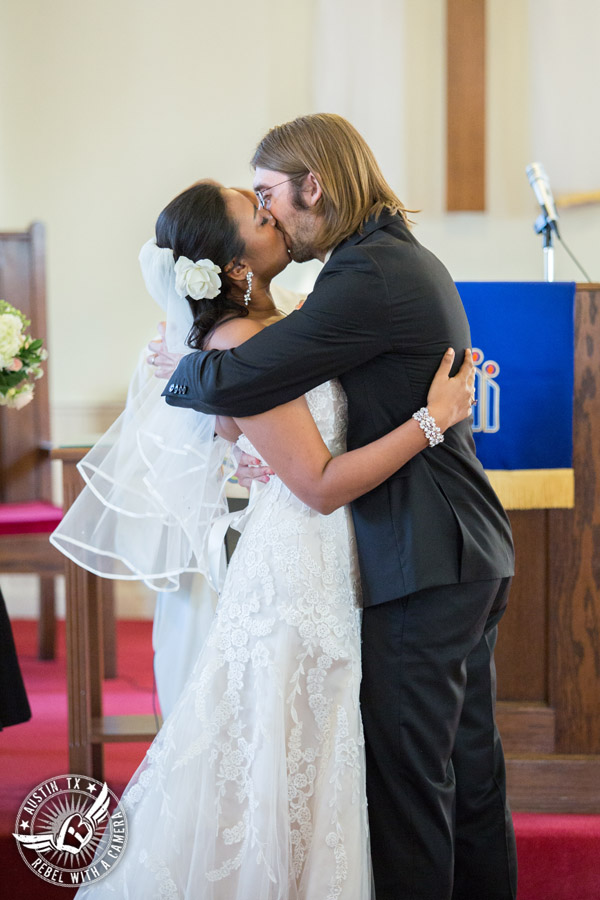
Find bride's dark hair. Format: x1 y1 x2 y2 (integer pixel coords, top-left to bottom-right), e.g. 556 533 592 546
155 181 248 349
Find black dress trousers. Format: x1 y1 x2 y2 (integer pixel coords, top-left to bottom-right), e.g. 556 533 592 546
360 577 517 900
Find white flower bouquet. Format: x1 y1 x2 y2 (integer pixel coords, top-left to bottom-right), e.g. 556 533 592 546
0 300 47 410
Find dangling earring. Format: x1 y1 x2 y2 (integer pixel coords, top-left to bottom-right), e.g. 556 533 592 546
243 271 253 307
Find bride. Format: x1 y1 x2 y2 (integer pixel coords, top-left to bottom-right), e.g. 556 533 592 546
74 181 474 899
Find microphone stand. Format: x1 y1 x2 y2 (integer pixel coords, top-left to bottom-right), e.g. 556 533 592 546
526 163 592 284
534 213 555 282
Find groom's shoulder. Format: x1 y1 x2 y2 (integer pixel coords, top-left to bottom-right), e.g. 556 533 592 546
321 215 457 307
310 219 416 304
331 213 418 264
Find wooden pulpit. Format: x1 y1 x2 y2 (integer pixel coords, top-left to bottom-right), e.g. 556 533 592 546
495 283 600 811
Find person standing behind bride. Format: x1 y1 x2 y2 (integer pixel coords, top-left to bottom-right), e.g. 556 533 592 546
75 179 474 900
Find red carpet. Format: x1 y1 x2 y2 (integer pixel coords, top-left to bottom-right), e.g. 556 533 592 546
2 619 599 899
2 620 154 898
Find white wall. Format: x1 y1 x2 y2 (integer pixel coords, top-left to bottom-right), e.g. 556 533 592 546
0 0 598 435
423 0 599 283
313 0 599 284
0 0 318 435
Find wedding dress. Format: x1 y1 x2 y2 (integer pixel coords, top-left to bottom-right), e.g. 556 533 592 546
76 378 371 900
50 271 304 719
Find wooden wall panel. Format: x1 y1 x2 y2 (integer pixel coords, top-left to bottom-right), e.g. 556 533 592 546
549 287 600 754
496 510 548 702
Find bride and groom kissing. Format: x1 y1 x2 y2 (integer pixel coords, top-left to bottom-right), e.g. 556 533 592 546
78 113 517 899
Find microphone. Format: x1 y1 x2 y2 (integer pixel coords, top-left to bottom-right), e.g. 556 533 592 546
526 162 560 232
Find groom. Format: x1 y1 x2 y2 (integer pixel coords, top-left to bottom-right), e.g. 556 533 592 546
164 114 517 900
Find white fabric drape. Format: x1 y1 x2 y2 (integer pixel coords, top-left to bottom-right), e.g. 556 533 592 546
528 0 600 196
313 0 408 196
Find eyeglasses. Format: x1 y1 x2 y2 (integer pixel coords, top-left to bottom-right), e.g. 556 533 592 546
255 176 301 210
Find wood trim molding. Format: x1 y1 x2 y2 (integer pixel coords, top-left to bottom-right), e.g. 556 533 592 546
497 702 555 755
506 756 600 813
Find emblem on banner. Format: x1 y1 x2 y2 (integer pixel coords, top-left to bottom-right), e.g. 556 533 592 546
13 774 128 886
472 348 500 433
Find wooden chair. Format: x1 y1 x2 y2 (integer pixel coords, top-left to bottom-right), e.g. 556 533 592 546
0 223 63 659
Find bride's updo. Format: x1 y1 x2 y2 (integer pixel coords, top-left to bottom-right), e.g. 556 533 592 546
155 181 249 349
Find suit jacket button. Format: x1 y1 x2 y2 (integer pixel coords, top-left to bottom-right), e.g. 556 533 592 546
181 386 188 394
168 384 175 393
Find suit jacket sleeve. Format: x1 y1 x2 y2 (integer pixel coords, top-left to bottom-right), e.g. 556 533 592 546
163 248 392 417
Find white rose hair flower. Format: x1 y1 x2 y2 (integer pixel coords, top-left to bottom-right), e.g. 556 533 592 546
174 256 222 301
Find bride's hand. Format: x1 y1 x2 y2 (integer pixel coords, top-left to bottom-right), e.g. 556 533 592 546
426 348 475 433
147 322 184 379
235 451 275 489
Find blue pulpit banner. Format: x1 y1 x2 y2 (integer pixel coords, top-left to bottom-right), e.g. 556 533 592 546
456 282 575 508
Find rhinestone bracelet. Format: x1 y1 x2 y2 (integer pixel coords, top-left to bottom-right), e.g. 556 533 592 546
412 407 444 448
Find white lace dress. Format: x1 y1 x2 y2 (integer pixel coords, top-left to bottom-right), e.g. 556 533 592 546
77 380 371 900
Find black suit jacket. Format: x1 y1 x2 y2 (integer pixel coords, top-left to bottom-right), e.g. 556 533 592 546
164 213 514 606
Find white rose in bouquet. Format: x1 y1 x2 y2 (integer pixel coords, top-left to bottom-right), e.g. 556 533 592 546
0 312 25 368
174 257 221 301
11 382 34 410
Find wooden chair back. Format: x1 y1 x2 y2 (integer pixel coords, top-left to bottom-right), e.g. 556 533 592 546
0 222 52 502
0 222 62 659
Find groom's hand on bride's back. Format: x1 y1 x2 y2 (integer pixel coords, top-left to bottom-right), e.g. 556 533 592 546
147 322 184 379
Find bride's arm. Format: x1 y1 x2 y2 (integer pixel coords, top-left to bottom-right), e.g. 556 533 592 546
208 316 474 515
206 319 263 444
236 348 473 515
215 415 242 442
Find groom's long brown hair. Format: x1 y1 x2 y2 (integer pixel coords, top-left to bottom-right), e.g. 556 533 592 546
251 113 409 252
